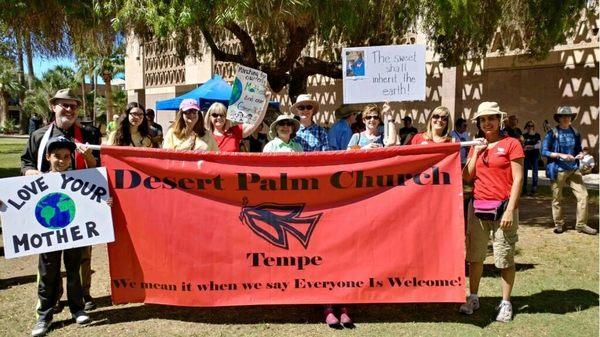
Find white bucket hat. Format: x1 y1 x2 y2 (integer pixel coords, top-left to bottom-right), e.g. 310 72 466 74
471 101 506 121
289 94 319 115
268 114 300 140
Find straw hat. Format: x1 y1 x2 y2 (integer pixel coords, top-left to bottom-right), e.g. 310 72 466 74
553 106 577 122
49 88 81 105
471 101 506 121
268 114 300 140
290 94 319 115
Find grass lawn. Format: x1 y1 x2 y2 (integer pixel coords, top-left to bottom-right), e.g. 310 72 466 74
0 137 27 178
0 137 597 336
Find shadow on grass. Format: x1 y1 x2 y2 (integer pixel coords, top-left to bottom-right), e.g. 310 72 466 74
480 263 536 278
0 167 20 179
0 270 96 290
89 289 598 329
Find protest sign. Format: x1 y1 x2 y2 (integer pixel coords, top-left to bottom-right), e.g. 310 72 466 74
342 44 426 104
0 168 114 259
227 65 268 124
103 144 465 307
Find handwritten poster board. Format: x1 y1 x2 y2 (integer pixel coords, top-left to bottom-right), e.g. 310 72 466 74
0 168 114 259
227 65 268 124
342 45 426 104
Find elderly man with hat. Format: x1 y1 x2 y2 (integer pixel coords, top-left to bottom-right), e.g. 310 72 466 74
541 106 596 235
328 104 359 150
290 94 331 152
20 88 101 316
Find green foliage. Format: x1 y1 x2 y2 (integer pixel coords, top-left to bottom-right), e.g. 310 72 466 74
0 58 23 97
21 66 80 120
0 117 17 133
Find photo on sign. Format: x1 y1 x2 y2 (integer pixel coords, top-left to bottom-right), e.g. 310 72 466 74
345 50 365 77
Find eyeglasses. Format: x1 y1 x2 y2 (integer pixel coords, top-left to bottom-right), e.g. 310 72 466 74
364 115 380 120
297 105 313 111
183 109 199 115
278 121 294 127
59 103 78 110
525 124 533 128
431 114 448 121
129 112 145 117
211 113 225 119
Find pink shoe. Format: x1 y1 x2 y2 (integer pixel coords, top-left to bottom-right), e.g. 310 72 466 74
324 308 340 327
340 307 354 328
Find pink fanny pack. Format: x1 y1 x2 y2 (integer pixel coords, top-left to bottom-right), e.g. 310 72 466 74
473 200 508 221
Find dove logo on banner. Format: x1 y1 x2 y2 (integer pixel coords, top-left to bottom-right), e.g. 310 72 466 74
239 198 322 250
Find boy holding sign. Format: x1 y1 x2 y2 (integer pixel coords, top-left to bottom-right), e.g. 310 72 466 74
21 136 92 336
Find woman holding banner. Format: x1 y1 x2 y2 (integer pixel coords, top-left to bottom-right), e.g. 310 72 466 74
204 94 270 152
262 114 303 153
163 99 219 151
410 106 456 144
460 101 524 323
347 103 395 149
107 102 153 147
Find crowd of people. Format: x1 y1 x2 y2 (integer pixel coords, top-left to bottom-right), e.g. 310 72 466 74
12 88 596 335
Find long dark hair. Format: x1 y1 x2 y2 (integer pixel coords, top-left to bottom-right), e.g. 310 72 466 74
114 102 150 146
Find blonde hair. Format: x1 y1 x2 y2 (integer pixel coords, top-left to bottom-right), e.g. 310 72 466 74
362 104 381 119
204 102 231 132
423 106 453 141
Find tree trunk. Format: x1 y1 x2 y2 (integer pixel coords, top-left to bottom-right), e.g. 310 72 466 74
0 92 8 128
102 72 112 126
15 31 25 132
80 73 87 120
25 32 34 90
92 70 97 126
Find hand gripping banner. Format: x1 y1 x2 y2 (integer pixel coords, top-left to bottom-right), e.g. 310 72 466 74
102 144 465 306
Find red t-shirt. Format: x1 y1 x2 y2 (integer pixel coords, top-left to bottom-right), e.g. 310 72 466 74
213 124 243 152
409 132 453 145
468 137 524 200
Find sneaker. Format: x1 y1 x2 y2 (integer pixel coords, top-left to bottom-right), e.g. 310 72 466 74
339 307 354 328
84 296 97 311
72 311 91 325
31 319 51 337
324 308 341 328
553 225 565 234
576 225 598 235
459 294 480 315
495 301 513 322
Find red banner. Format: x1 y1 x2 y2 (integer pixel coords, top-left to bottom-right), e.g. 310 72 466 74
102 144 465 306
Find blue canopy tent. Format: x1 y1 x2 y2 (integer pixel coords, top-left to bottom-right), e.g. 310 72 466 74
155 75 232 111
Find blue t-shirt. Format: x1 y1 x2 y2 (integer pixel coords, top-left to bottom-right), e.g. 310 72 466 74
347 131 384 148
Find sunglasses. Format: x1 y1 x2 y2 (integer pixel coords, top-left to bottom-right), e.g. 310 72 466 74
183 109 199 115
278 121 295 127
59 103 78 110
211 113 225 118
364 115 380 120
525 124 534 128
129 112 145 117
431 114 448 121
297 105 313 111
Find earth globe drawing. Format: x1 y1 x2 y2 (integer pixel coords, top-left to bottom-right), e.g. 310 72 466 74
229 78 243 105
35 193 76 229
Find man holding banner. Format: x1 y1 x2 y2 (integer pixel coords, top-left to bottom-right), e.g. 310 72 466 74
20 89 101 318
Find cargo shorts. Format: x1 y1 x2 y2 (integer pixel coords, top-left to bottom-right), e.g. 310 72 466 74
466 201 519 269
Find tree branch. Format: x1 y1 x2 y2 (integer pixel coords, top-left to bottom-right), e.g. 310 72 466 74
275 19 314 70
224 21 259 67
200 26 242 64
